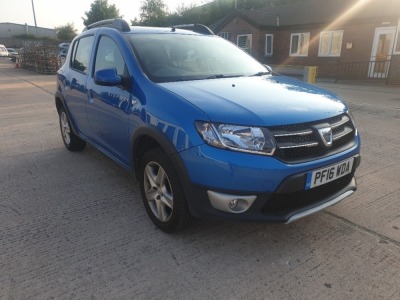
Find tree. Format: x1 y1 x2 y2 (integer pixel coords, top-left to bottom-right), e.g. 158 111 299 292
237 0 267 9
134 0 169 26
162 3 198 26
235 0 307 9
131 0 307 28
82 0 122 26
55 23 77 41
177 0 233 26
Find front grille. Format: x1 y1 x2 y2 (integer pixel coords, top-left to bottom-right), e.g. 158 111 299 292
269 114 356 163
262 170 355 215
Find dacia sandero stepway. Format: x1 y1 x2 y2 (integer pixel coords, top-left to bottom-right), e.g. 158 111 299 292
55 19 361 232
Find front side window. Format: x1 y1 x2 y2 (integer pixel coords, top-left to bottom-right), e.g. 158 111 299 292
319 30 343 57
265 34 273 56
94 35 126 77
70 35 94 73
290 33 310 56
237 34 252 54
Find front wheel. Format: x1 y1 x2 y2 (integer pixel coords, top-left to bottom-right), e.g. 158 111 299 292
140 148 196 233
59 107 86 151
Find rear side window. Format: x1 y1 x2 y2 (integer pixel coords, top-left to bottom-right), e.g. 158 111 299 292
70 36 94 73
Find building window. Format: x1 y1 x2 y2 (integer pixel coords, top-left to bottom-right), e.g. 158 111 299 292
319 30 343 57
265 34 273 56
394 19 400 54
289 33 310 56
237 34 252 54
218 32 231 41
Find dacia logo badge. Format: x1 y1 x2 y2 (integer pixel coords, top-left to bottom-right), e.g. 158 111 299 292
318 127 333 147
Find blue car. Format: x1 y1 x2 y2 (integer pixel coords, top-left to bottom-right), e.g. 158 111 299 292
55 19 361 232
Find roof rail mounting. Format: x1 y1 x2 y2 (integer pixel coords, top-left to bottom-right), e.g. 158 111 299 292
84 18 130 32
171 24 214 35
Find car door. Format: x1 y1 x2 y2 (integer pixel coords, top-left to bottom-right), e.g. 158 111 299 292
63 35 94 138
86 35 131 166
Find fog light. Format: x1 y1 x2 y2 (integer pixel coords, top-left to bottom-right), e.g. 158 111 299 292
207 191 257 214
229 199 239 209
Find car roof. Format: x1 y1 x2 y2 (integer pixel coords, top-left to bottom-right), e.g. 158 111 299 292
83 19 214 36
122 27 212 37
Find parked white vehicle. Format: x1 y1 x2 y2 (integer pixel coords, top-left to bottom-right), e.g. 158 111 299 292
0 44 9 57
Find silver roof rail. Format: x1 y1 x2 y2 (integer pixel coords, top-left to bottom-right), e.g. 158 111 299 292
83 18 130 32
171 24 214 35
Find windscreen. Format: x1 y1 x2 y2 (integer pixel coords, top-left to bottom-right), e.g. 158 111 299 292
126 33 268 83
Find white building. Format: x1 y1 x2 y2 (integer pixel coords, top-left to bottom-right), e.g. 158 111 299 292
0 22 56 39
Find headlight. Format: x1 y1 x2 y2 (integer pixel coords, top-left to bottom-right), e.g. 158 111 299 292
195 121 276 156
347 109 358 136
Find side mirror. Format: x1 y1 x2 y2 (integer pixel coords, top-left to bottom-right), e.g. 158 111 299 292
94 68 122 86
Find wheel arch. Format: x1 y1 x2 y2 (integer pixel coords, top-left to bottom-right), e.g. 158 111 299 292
55 91 81 137
132 125 200 221
131 124 196 215
131 125 186 179
55 91 65 114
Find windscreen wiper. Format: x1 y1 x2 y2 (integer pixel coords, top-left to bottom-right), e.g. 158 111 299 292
206 74 244 79
249 71 270 77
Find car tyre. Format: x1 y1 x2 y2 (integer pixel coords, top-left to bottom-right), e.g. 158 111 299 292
140 147 196 233
59 107 86 151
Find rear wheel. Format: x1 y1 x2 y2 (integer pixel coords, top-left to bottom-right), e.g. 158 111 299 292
59 107 86 151
140 148 196 233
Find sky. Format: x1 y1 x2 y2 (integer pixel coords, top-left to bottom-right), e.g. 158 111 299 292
0 0 211 32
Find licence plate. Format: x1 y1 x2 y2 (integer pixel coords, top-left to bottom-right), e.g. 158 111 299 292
305 157 354 190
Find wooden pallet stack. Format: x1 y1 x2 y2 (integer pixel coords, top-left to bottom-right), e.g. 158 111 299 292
19 45 61 74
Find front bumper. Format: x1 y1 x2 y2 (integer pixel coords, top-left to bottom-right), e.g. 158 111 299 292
187 156 359 222
178 137 361 222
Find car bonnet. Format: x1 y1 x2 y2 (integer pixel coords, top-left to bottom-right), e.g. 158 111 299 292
159 75 348 126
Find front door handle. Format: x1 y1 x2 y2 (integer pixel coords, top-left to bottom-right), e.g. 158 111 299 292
87 89 94 103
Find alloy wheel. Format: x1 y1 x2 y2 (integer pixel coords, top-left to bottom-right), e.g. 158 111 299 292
60 111 71 146
143 161 174 222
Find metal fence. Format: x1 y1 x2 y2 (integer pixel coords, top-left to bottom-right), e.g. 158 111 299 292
335 58 391 83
